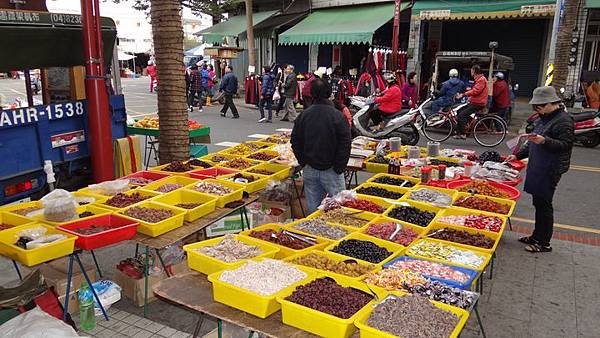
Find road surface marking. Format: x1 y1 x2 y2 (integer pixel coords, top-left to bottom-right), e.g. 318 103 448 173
9 89 25 96
247 133 271 139
511 216 600 234
215 141 240 147
570 165 600 173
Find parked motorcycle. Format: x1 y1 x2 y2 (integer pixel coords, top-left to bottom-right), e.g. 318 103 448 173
352 95 426 145
524 108 600 148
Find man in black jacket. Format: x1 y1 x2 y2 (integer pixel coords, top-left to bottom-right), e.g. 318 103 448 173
506 86 574 253
291 78 351 213
219 65 239 118
281 65 298 122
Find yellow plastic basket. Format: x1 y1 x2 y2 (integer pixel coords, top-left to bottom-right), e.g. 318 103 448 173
307 208 379 230
184 179 244 208
0 200 44 218
207 259 314 318
239 223 329 259
353 182 410 201
143 176 201 194
118 201 186 237
383 200 442 229
452 192 516 217
183 235 280 275
32 204 113 227
435 207 507 238
354 291 470 338
402 185 459 206
95 189 161 211
364 156 389 174
0 212 35 231
276 274 376 338
0 223 76 267
366 173 420 187
72 191 108 206
220 144 258 156
217 173 269 193
283 250 379 282
284 219 356 242
244 149 280 163
325 232 405 266
200 153 237 165
149 163 203 177
154 189 217 222
246 162 291 181
424 222 501 254
217 159 261 171
362 215 426 247
77 186 134 199
407 238 492 271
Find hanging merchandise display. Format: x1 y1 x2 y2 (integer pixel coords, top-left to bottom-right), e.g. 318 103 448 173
245 74 260 105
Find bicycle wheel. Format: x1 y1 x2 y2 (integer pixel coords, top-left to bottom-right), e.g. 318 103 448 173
473 115 507 147
422 113 453 143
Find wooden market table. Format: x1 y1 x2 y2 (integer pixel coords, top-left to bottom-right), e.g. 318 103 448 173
132 193 258 317
154 272 321 338
126 126 212 169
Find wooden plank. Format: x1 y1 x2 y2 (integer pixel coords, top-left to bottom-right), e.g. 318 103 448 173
131 194 259 249
153 272 319 338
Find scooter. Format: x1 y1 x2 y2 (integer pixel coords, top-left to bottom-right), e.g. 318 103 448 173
349 95 368 113
352 95 426 145
524 108 600 148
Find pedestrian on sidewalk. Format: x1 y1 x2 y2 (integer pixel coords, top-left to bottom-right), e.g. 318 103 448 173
401 72 418 108
491 72 511 122
207 64 216 104
219 65 239 118
506 86 574 253
281 65 298 122
291 79 351 213
147 61 157 93
258 66 275 123
333 98 352 128
188 63 204 112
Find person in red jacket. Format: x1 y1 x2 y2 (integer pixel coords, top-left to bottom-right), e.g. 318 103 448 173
147 61 157 93
370 74 402 131
455 65 488 139
491 72 511 122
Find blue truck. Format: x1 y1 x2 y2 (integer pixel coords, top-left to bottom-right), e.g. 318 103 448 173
0 10 127 204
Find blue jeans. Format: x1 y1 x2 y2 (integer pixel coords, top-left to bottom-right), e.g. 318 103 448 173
303 165 346 214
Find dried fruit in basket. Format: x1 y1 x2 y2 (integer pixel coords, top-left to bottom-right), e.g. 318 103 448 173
342 199 384 213
162 161 194 172
196 235 263 263
290 253 374 277
222 158 257 170
218 259 306 296
154 183 183 193
248 229 313 249
330 239 392 264
192 182 234 195
123 206 175 223
105 192 150 208
456 180 509 198
453 196 510 214
387 206 435 227
247 152 278 161
365 222 419 246
427 227 495 249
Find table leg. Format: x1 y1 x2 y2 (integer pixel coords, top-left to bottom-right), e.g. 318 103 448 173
247 331 255 338
74 253 109 321
489 252 496 280
63 255 75 322
217 319 222 338
135 244 140 257
242 206 250 229
474 303 486 338
12 260 22 281
291 177 306 218
508 217 513 231
90 250 103 278
192 313 204 338
143 136 151 170
238 208 245 231
143 245 150 318
155 248 171 278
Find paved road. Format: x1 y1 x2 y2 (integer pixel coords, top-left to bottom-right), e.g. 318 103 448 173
1 77 599 233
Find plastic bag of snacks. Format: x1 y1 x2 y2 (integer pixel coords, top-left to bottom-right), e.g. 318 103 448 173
41 189 78 222
88 179 130 196
259 180 290 202
318 190 357 211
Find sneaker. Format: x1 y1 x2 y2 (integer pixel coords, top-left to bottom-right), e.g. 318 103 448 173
266 119 273 123
258 118 267 123
188 106 193 112
198 109 203 113
232 115 240 119
220 112 226 117
452 134 467 140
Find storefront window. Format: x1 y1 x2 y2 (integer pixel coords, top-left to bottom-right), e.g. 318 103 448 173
584 11 600 72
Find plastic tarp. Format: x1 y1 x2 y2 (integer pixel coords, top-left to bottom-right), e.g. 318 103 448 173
587 0 600 8
118 51 136 61
278 3 410 45
0 307 80 338
413 0 556 20
195 10 278 44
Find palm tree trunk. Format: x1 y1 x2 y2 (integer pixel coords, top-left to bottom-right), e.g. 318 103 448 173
553 0 580 91
150 0 189 163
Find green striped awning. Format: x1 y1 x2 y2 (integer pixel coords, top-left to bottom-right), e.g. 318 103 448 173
413 0 556 20
278 3 410 45
587 0 600 8
195 10 278 44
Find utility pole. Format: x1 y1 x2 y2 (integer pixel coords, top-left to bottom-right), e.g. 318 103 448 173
391 0 402 71
245 0 255 73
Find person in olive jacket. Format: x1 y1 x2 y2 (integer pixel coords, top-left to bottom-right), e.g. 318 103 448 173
281 65 298 122
506 86 574 253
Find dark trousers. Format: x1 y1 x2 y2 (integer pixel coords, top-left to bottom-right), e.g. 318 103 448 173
188 88 204 108
531 193 554 246
259 97 273 120
220 93 239 117
303 96 313 110
276 96 286 113
369 109 384 125
494 107 509 122
456 104 485 134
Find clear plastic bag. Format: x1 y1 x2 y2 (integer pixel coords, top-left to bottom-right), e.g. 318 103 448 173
259 180 290 202
18 226 47 239
318 190 357 211
88 179 130 196
41 189 78 222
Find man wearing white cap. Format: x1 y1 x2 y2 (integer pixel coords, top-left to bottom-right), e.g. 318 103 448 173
506 86 574 253
492 72 510 122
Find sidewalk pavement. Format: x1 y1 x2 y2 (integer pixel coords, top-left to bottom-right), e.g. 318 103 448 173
1 231 598 337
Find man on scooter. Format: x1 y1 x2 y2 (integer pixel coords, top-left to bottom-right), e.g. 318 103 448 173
370 73 402 131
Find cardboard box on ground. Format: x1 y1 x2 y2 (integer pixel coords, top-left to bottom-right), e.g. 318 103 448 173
112 260 189 307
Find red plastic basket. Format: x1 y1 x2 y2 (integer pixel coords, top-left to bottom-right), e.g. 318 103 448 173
447 179 521 200
123 171 172 186
58 214 139 250
189 167 238 179
499 157 526 172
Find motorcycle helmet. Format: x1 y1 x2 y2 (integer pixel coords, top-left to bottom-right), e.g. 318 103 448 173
384 73 397 85
449 69 459 78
